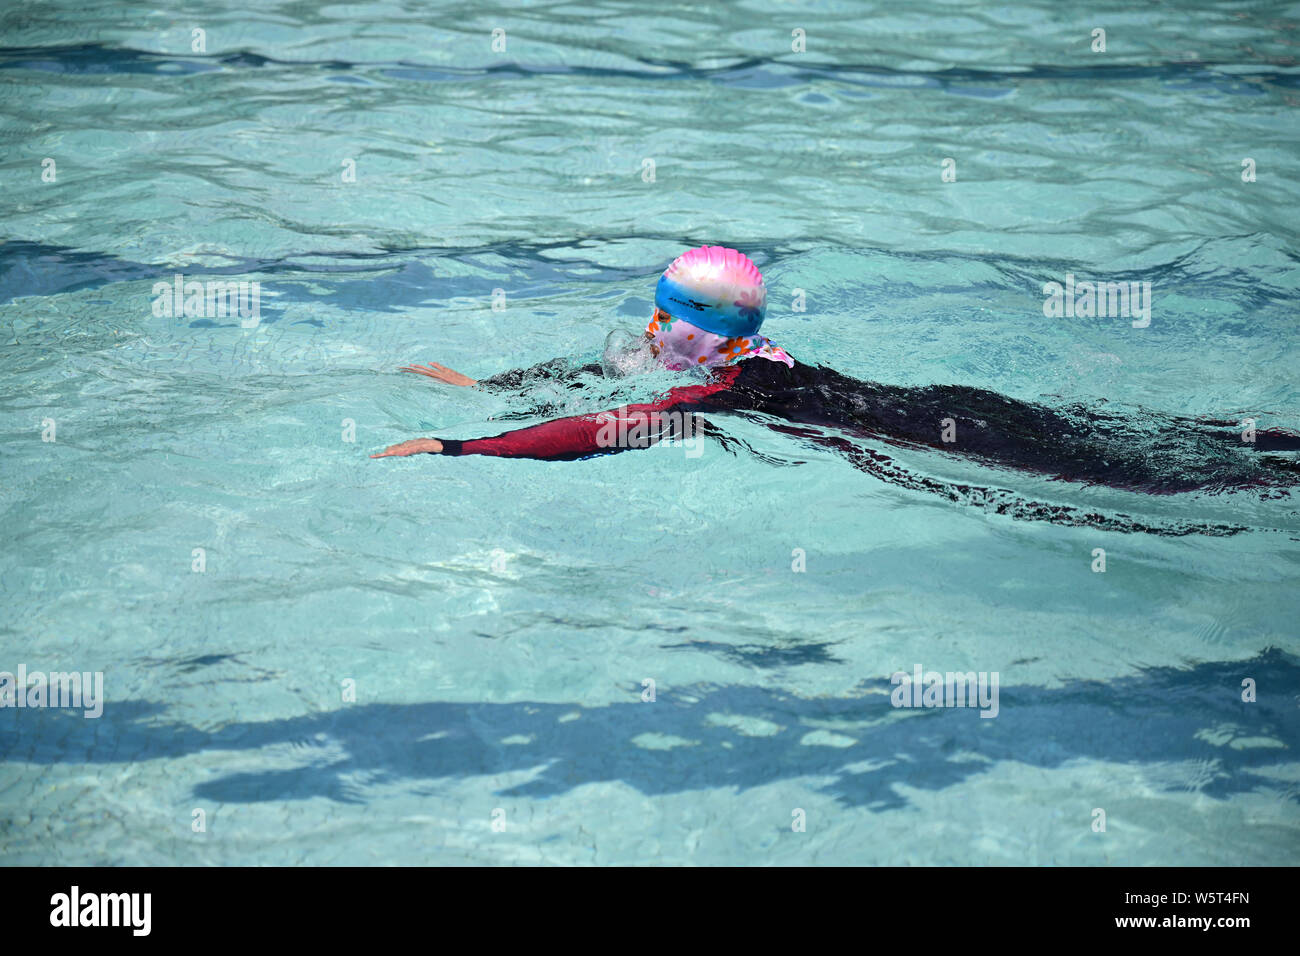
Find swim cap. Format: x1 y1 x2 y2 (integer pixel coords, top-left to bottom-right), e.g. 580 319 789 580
654 245 766 338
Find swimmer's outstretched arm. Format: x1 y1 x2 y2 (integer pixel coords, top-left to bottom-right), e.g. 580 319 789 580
396 358 604 391
372 374 734 461
370 408 651 461
399 362 477 386
372 437 445 457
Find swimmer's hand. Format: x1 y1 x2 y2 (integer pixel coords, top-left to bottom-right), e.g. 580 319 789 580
399 362 477 387
371 438 443 458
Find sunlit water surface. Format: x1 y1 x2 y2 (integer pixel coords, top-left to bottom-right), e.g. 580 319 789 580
1 1 1298 864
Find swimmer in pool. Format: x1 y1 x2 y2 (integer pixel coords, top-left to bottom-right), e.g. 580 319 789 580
373 246 1300 529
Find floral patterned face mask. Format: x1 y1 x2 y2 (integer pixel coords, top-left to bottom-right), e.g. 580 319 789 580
644 309 794 371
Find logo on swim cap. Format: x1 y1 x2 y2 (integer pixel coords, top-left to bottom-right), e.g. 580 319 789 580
653 245 766 338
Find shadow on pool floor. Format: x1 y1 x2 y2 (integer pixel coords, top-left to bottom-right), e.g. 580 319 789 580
1 649 1295 812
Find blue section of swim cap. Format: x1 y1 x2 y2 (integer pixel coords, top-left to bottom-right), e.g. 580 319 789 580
654 274 764 338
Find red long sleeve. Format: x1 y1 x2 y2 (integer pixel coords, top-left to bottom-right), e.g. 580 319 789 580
441 368 738 461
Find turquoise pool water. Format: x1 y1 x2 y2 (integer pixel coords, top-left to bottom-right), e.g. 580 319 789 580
2 1 1298 865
